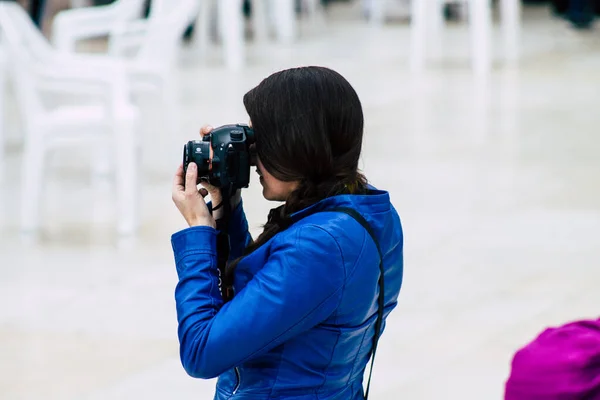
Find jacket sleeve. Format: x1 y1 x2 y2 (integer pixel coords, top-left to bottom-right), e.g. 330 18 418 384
171 223 346 379
226 200 253 260
207 199 253 261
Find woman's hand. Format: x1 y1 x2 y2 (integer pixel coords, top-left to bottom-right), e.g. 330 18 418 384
198 125 242 220
172 162 216 229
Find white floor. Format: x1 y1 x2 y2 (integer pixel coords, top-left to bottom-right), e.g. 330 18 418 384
1 3 600 400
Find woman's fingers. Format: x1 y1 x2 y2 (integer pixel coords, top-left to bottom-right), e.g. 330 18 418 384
200 125 213 138
172 163 216 229
185 163 198 195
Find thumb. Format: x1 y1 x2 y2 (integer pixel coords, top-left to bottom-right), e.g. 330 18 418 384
185 163 198 195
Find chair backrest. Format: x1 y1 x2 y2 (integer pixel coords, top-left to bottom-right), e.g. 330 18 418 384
110 0 149 27
111 0 199 67
0 2 53 64
52 0 148 53
0 2 49 125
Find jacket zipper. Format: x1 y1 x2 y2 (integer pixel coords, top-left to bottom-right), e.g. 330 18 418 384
233 367 241 394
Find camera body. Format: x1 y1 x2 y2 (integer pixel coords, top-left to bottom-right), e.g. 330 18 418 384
183 124 255 189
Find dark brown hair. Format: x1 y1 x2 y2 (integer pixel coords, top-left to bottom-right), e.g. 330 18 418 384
222 66 367 300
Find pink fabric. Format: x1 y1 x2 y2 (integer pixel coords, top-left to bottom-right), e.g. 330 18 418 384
505 317 600 400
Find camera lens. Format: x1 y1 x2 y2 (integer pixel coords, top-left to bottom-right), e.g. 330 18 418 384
191 141 211 170
183 140 211 184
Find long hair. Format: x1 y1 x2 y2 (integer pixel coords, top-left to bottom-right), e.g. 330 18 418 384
222 66 367 301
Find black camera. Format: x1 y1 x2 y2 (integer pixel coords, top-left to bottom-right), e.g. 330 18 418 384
183 124 256 189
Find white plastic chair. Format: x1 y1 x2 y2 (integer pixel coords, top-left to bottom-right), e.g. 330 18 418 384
251 0 321 43
191 0 245 70
409 0 520 75
0 2 140 238
53 0 200 138
52 0 147 53
192 0 321 70
116 0 200 135
270 0 297 43
54 0 199 64
302 0 326 25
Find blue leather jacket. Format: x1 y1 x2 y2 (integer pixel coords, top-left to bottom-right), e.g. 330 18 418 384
171 189 404 399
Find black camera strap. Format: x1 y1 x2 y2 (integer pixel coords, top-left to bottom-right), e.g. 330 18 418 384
215 185 235 296
326 207 384 400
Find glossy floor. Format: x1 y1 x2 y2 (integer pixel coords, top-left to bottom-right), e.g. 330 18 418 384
1 3 599 400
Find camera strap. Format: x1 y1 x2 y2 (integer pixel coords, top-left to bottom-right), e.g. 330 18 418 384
325 207 384 400
215 185 235 297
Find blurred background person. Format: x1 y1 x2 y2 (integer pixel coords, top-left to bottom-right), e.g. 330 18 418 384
550 0 599 28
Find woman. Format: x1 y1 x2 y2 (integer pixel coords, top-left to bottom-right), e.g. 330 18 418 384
171 66 404 399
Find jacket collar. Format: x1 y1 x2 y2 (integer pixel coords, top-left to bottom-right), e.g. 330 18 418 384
290 186 391 221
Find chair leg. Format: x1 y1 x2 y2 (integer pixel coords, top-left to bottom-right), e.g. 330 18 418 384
410 0 429 72
469 0 493 76
114 118 138 237
272 0 296 43
427 0 445 62
369 0 387 25
501 0 520 63
303 0 325 32
252 0 270 42
219 0 245 70
191 0 214 59
20 135 46 235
